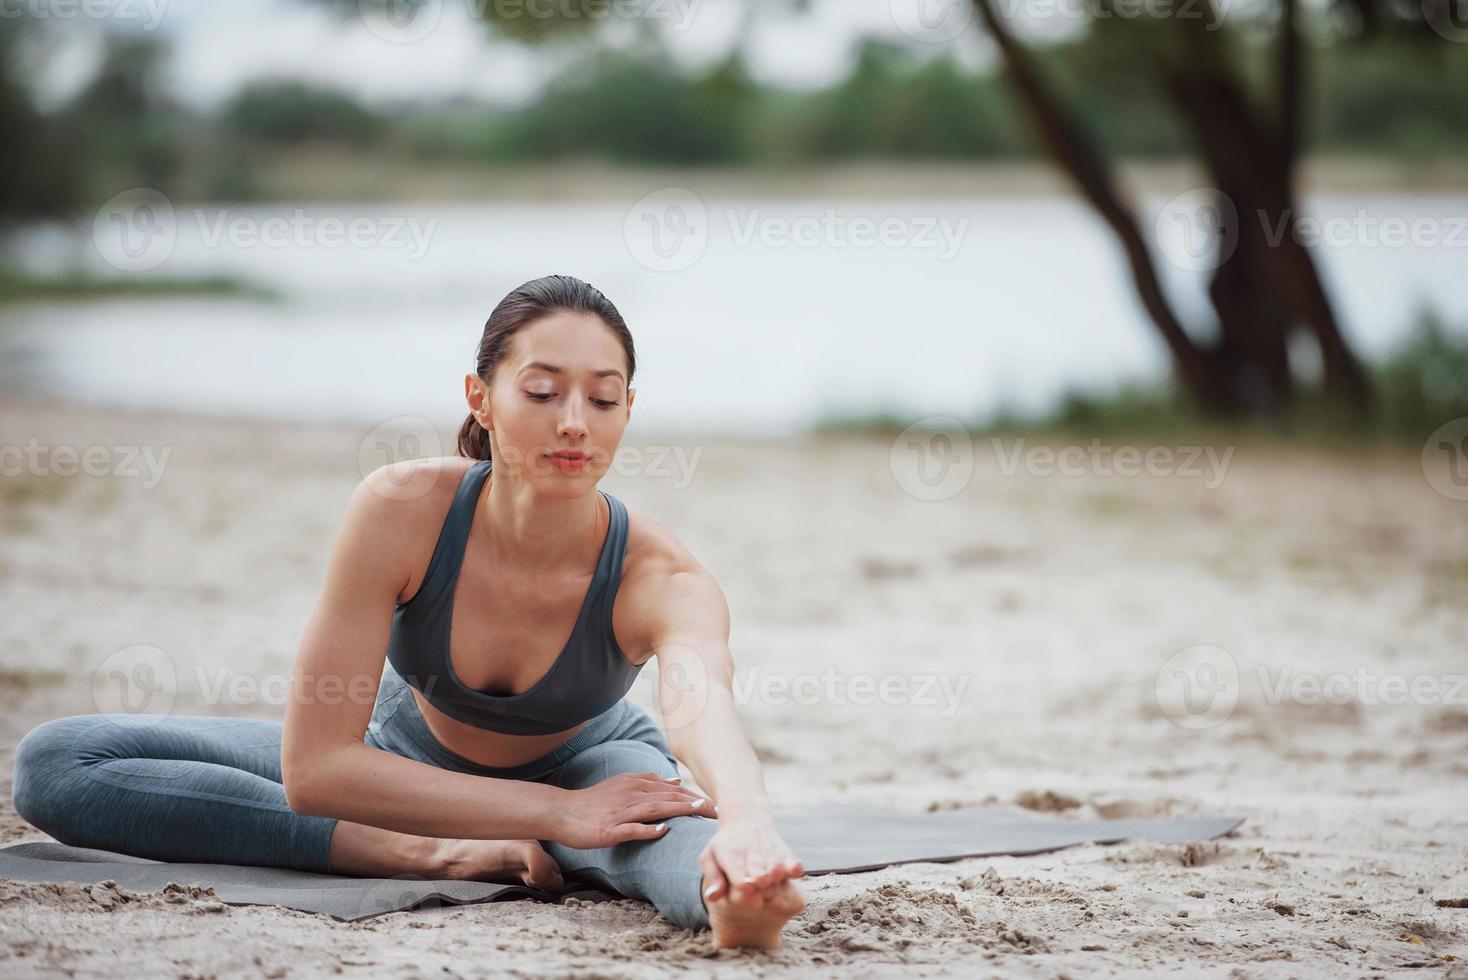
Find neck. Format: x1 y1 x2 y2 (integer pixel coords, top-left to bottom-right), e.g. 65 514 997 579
480 467 604 574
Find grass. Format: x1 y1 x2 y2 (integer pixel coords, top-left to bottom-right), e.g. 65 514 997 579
0 270 281 306
811 309 1468 449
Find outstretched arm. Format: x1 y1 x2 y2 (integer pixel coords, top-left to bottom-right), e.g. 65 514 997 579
622 561 805 900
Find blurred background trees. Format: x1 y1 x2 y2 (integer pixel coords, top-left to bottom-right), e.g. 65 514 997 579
3 0 1465 431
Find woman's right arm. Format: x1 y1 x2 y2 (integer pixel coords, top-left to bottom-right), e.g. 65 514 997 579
279 461 709 847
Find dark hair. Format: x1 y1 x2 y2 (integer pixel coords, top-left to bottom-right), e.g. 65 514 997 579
457 274 636 461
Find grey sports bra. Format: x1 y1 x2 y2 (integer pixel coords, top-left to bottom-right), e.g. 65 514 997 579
384 458 643 736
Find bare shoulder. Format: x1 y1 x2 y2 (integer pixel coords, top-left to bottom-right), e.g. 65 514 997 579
617 496 708 583
354 455 478 604
612 496 728 659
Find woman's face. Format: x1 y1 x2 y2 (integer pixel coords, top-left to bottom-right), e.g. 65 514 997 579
466 310 634 496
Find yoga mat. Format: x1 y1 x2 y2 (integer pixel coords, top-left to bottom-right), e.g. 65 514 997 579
0 805 1243 922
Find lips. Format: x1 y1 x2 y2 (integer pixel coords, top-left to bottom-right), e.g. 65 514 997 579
547 450 590 472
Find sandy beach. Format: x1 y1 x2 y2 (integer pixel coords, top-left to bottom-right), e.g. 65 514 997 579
1 393 1465 977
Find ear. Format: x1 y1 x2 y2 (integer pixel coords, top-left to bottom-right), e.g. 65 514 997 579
465 374 493 430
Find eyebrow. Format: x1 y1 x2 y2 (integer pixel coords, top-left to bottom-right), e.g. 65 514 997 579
518 361 625 382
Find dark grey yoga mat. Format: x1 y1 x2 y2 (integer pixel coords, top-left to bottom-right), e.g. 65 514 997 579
0 804 1243 922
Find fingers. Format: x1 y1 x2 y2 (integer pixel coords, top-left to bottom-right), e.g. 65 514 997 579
613 821 671 843
629 798 716 823
698 845 729 905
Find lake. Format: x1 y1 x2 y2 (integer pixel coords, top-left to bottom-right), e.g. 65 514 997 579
4 193 1465 435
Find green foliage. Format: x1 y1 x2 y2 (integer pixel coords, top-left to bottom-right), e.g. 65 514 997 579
0 269 279 306
222 81 386 146
1375 305 1468 435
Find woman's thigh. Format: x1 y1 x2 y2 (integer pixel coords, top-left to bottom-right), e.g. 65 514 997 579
11 712 335 871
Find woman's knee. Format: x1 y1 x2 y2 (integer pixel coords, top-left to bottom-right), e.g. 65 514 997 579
555 738 678 787
11 715 99 834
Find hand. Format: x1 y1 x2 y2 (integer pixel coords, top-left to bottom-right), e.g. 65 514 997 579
698 815 804 902
554 771 717 849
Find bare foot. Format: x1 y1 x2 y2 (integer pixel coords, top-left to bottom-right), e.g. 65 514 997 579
706 876 806 949
435 839 564 891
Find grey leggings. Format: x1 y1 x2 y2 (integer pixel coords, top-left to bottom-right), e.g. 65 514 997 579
10 666 715 931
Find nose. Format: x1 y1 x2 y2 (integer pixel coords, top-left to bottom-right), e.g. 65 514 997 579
556 393 588 442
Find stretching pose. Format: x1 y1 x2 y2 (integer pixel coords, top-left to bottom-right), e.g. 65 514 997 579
11 274 806 948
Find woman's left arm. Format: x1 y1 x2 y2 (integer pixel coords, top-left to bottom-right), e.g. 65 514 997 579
621 562 805 900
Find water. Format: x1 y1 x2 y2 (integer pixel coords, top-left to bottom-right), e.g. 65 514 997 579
4 194 1465 435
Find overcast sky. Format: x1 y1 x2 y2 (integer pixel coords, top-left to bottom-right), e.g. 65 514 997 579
33 0 1008 110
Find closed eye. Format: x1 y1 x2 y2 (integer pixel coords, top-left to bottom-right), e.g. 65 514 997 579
524 392 620 408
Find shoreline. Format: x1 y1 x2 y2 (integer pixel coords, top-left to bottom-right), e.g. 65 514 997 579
189 154 1468 204
1 394 1465 976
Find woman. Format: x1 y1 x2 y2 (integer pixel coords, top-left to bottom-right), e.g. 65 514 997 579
11 274 807 949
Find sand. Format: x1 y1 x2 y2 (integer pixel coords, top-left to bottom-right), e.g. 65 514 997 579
1 394 1465 978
